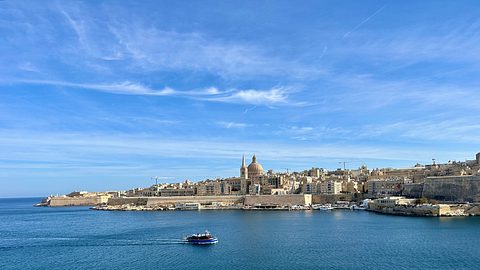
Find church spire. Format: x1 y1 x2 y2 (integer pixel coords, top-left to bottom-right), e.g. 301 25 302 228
240 154 248 179
252 154 257 163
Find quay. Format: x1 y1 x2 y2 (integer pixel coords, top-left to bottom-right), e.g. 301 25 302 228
39 193 480 217
92 194 312 211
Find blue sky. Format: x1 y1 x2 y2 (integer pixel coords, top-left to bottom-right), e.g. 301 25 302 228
1 1 480 197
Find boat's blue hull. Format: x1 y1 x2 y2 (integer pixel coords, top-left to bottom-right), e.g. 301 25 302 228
186 238 218 245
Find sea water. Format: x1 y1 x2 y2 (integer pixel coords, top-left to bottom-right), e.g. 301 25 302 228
1 198 480 270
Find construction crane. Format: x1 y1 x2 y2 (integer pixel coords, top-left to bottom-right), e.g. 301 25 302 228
338 161 351 170
338 160 365 170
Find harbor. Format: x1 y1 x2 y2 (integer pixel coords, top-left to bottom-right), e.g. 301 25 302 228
4 197 480 270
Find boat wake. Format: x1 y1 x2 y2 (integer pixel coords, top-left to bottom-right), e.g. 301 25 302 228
0 237 188 250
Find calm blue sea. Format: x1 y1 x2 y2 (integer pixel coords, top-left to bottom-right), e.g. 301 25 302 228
1 198 480 270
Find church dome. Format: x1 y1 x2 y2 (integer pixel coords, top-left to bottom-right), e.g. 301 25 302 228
247 155 264 176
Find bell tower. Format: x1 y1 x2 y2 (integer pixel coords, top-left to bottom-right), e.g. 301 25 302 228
240 155 248 179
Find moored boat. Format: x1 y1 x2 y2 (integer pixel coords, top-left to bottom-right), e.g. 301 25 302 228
350 205 366 210
312 204 334 210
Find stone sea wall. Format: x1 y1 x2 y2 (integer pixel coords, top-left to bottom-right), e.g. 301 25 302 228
244 194 311 206
311 194 367 204
368 202 480 217
109 195 312 207
368 202 452 216
45 194 326 207
146 195 244 206
49 195 110 207
107 197 149 206
108 195 244 207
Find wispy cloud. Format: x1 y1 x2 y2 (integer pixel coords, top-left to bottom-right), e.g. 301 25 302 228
2 2 328 82
322 75 480 112
216 121 250 129
288 126 314 141
360 119 480 143
279 125 352 141
207 87 291 106
0 130 469 168
337 18 480 64
106 26 325 79
5 79 298 106
18 79 175 96
52 6 326 80
60 8 88 49
17 62 39 73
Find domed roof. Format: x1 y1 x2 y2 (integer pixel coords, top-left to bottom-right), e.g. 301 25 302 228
247 155 264 175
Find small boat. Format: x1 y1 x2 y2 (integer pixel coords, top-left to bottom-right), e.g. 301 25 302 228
350 199 368 210
312 204 333 211
185 231 218 245
350 205 366 211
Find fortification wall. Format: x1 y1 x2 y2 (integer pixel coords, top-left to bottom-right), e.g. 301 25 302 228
422 176 480 202
311 194 367 204
146 195 244 206
108 196 244 206
244 194 311 206
110 194 363 207
402 183 424 198
108 197 149 206
49 196 109 206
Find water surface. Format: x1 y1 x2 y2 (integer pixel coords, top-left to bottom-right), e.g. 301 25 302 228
1 198 479 270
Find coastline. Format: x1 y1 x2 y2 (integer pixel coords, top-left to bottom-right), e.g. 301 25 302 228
34 194 480 217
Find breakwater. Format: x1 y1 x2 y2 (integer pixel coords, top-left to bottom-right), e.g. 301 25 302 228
38 195 110 207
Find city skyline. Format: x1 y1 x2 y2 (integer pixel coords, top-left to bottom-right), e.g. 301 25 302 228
1 1 480 197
